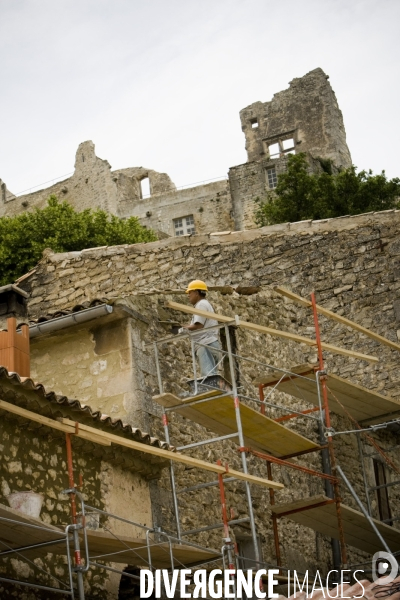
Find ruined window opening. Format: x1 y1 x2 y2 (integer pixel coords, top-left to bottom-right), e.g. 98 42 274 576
250 118 258 129
268 142 280 158
173 215 195 236
266 166 278 189
266 132 297 159
140 177 151 198
373 458 392 524
282 138 295 151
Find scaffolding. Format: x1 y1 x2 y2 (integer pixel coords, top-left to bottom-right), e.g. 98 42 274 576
1 287 400 596
149 289 400 583
0 431 225 599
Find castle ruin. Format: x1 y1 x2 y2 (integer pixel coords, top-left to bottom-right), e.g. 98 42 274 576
0 68 351 236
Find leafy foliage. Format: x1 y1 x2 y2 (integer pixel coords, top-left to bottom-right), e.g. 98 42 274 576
255 153 400 226
0 196 157 285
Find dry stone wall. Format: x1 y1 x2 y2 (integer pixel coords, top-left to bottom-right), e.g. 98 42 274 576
17 208 400 575
0 416 108 597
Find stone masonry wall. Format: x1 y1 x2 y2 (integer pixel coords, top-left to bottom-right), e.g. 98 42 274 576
16 208 400 575
1 68 352 237
1 141 120 217
229 156 288 230
127 290 400 576
125 180 233 237
30 318 135 422
0 413 152 599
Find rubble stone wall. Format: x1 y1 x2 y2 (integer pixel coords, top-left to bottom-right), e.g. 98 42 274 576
1 69 353 239
229 156 288 230
0 410 152 598
0 142 231 237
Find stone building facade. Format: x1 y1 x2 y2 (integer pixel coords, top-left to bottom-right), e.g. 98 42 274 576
0 363 167 599
13 207 400 586
0 68 351 236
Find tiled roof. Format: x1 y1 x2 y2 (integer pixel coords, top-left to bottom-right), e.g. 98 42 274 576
28 298 109 325
0 366 171 453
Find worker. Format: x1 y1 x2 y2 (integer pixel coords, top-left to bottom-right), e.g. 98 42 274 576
179 280 221 377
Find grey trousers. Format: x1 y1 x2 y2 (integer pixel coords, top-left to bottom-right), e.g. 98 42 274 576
195 340 221 376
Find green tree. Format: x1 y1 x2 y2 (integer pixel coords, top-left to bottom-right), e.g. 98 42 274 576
0 196 157 285
255 153 400 226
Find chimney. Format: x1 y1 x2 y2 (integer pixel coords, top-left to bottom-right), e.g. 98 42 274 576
0 285 30 377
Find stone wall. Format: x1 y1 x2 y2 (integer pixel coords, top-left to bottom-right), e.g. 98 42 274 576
229 156 288 230
240 68 352 169
133 289 400 575
0 408 152 598
125 180 233 237
1 141 120 217
30 314 137 423
17 208 400 575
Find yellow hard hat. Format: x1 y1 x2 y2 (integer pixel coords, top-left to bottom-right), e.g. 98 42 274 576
185 280 208 293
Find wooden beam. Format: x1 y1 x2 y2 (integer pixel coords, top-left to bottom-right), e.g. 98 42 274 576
224 469 284 490
0 399 76 434
0 399 112 446
166 301 379 363
0 399 283 489
61 419 284 490
275 286 400 353
167 301 234 323
62 419 223 471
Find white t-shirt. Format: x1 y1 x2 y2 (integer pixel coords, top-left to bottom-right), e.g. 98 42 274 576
190 299 219 345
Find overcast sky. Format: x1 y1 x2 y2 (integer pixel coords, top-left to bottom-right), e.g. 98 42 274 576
0 0 399 196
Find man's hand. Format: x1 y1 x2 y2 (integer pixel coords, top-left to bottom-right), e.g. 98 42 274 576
180 323 204 332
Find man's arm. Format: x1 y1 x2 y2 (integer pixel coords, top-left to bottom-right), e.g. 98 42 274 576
181 322 204 331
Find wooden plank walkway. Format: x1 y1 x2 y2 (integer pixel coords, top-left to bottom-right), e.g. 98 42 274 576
254 364 400 424
0 503 219 567
271 494 400 555
153 390 318 458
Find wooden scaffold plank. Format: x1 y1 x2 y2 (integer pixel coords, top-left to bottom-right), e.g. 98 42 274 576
153 390 319 458
0 398 283 490
254 364 400 424
271 494 400 555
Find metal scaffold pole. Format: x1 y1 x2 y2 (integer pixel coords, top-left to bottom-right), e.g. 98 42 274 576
154 342 182 539
310 292 348 568
65 434 87 600
224 323 260 567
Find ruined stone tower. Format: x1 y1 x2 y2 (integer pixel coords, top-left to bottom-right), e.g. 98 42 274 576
229 68 352 230
240 67 352 168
